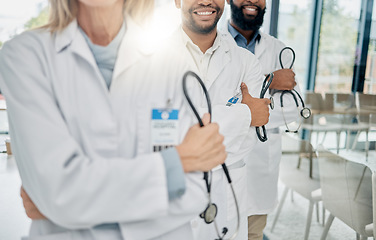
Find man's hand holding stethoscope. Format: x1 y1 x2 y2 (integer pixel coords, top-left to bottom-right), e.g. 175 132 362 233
274 46 311 133
269 68 296 90
240 82 271 127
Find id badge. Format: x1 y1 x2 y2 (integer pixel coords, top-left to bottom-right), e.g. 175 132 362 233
151 109 179 152
226 92 241 106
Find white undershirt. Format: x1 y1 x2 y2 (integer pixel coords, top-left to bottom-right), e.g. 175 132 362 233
180 27 221 82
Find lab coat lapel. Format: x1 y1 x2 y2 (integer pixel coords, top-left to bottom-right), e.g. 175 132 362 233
254 33 266 59
54 19 108 91
206 35 230 90
55 19 98 70
112 17 149 82
172 28 230 90
183 45 200 74
70 35 100 73
172 28 200 74
221 20 266 59
55 20 97 68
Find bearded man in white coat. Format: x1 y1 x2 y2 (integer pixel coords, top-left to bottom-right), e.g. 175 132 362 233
173 0 272 239
223 0 303 239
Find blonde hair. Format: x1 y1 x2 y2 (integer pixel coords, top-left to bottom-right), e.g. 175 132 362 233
43 0 77 32
125 0 154 24
44 0 154 32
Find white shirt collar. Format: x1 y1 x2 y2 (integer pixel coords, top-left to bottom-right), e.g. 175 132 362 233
180 27 222 55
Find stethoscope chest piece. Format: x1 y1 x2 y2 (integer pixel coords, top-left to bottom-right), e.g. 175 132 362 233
200 203 218 224
183 71 240 239
301 107 311 119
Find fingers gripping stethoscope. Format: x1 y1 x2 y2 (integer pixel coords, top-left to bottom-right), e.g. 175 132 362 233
278 47 311 133
255 73 274 142
182 71 240 240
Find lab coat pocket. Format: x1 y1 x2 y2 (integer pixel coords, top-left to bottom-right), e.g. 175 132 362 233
22 232 72 240
226 163 247 221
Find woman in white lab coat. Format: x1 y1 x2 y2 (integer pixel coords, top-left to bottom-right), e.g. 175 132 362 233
0 0 227 239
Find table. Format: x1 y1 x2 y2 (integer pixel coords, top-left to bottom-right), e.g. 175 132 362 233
334 149 376 172
303 107 375 154
321 148 376 238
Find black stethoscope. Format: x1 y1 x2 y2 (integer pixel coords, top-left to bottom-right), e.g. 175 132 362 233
277 47 311 133
256 73 274 142
182 71 240 240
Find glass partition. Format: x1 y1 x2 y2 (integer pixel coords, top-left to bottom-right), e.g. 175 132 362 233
277 0 313 91
364 5 376 94
315 0 361 94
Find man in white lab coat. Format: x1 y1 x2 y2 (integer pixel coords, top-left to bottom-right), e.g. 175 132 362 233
174 0 271 239
223 0 303 239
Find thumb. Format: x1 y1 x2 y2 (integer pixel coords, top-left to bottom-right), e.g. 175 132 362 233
241 82 250 96
201 113 211 126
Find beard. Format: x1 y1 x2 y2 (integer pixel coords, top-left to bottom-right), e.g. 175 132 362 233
185 6 222 34
229 0 266 31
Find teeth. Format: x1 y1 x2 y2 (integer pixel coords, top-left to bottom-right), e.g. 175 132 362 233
244 7 256 11
197 11 213 16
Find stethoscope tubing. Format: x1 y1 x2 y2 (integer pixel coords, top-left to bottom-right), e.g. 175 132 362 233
279 46 295 69
182 71 212 127
278 47 311 133
256 73 274 142
183 71 212 193
182 71 239 240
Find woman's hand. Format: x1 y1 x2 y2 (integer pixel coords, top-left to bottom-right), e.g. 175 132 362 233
20 186 46 220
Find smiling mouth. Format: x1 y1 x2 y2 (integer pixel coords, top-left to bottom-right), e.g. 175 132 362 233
242 6 258 15
193 9 216 16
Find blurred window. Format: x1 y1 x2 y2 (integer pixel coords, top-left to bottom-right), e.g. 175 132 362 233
278 0 313 91
0 0 48 48
315 0 361 94
364 5 376 94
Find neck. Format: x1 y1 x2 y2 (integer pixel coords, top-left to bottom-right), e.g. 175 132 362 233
77 2 124 46
182 25 217 53
229 20 255 45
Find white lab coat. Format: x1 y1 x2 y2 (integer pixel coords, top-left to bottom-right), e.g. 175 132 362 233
0 18 211 240
219 23 302 216
171 29 265 239
246 32 302 216
222 28 302 216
